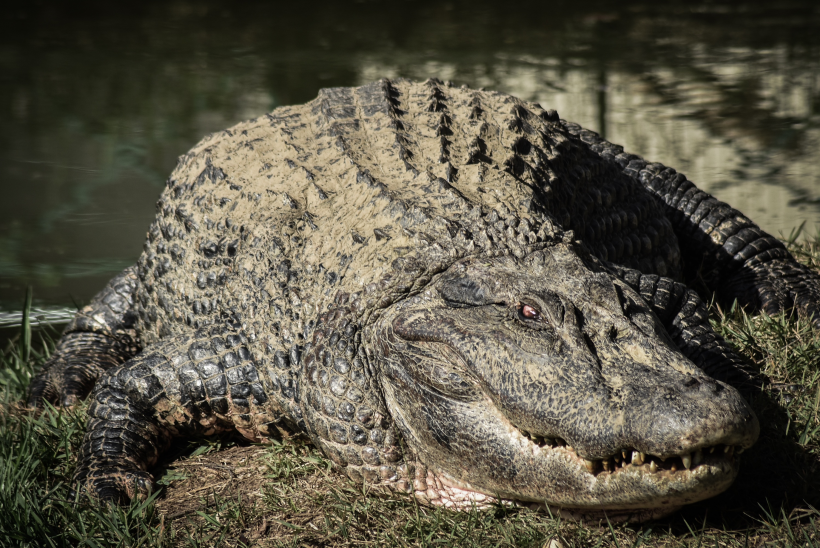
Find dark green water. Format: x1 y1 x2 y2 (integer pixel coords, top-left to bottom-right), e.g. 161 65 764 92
2 0 820 326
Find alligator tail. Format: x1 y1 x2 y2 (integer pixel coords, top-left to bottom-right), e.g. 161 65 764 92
609 263 757 389
568 123 820 329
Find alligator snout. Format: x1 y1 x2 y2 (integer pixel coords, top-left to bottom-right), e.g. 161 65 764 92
560 288 759 461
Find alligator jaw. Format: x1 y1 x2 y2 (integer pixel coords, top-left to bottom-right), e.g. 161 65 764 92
415 468 689 523
410 419 744 521
512 426 744 476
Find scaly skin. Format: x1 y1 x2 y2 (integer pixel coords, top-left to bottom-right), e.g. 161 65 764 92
568 123 820 328
28 78 814 520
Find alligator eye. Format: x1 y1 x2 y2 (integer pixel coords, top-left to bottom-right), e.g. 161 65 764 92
519 303 541 321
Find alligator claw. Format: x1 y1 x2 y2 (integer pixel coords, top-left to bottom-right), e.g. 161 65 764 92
28 266 141 409
726 258 820 330
28 350 107 408
72 466 154 505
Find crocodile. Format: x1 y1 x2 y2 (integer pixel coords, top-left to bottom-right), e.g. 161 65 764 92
29 78 820 521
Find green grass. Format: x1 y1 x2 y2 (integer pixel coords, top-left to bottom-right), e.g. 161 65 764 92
2 239 820 547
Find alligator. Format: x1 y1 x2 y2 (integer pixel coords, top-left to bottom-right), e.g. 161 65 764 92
29 78 820 522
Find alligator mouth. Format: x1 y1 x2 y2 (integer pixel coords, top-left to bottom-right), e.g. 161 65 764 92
515 427 744 476
417 422 744 521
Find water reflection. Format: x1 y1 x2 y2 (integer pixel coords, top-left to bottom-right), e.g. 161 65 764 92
1 0 818 313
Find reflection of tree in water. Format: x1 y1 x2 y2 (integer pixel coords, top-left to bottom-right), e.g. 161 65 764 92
1 0 819 307
648 10 815 149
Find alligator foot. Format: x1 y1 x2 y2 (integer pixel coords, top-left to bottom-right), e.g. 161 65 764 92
73 463 154 504
72 329 274 504
28 266 140 408
725 257 820 329
29 334 124 408
72 349 175 503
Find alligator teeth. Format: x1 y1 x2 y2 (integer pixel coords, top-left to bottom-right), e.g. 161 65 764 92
516 428 567 449
576 444 740 476
563 443 742 477
736 446 744 454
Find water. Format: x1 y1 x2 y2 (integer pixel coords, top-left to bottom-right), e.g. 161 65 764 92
1 0 819 324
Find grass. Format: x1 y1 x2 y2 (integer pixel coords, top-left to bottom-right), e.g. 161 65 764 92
1 238 820 547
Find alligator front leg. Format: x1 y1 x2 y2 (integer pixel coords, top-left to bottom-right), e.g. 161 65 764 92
29 266 141 408
568 125 820 327
73 327 286 503
607 263 756 388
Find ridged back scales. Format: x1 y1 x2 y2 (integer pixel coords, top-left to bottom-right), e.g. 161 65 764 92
134 78 679 418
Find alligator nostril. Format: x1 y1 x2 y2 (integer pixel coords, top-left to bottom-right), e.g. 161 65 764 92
684 377 725 394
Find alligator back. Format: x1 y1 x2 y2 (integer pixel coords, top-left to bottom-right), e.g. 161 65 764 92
135 78 678 356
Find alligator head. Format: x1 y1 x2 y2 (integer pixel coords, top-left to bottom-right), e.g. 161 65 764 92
371 243 759 521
